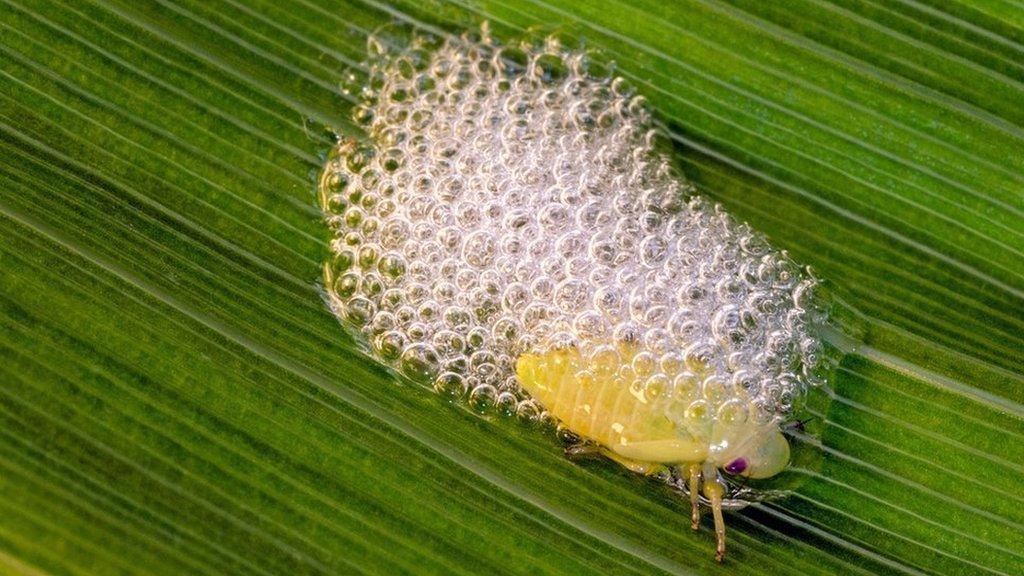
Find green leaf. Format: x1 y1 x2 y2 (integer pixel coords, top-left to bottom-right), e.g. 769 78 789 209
1 1 1021 575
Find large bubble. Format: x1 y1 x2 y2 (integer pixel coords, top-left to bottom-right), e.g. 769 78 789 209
319 27 830 439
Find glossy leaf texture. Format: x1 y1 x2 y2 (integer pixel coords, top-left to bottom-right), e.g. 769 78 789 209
1 1 1021 575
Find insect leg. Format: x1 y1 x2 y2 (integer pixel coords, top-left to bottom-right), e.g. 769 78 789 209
563 443 602 461
702 464 727 562
685 463 701 530
599 448 668 475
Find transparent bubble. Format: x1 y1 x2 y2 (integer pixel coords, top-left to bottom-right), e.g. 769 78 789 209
320 25 829 433
469 384 498 413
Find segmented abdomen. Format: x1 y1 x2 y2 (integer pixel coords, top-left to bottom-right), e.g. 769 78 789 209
517 348 678 450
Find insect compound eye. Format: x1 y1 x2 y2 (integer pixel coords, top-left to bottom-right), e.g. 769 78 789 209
724 458 748 475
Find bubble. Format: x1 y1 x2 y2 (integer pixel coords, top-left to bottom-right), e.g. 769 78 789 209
378 252 406 278
516 398 542 423
717 399 749 425
400 343 439 380
469 384 498 412
375 330 405 361
434 371 467 399
685 400 712 423
495 391 519 416
320 26 829 431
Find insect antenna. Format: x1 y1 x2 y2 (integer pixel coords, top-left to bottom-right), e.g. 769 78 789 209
785 416 818 434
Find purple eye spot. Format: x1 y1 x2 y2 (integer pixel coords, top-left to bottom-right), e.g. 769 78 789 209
725 458 748 475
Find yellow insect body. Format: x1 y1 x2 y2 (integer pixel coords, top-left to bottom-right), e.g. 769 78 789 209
516 347 709 467
517 345 792 562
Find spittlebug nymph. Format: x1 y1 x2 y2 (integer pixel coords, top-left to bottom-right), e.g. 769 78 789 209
517 345 792 561
319 25 830 561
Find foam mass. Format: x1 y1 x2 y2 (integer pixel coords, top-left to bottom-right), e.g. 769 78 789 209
319 29 829 433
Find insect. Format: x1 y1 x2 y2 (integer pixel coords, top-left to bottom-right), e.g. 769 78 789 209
517 345 790 561
319 26 828 562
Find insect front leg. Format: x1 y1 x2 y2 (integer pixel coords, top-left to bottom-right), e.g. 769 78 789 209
598 448 669 476
685 463 701 530
702 462 728 563
563 442 602 461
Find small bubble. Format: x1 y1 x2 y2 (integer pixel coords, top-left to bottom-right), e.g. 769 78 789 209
434 371 467 399
685 400 712 423
401 343 440 380
469 384 498 412
334 272 361 299
345 296 375 325
495 391 519 416
376 330 406 361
